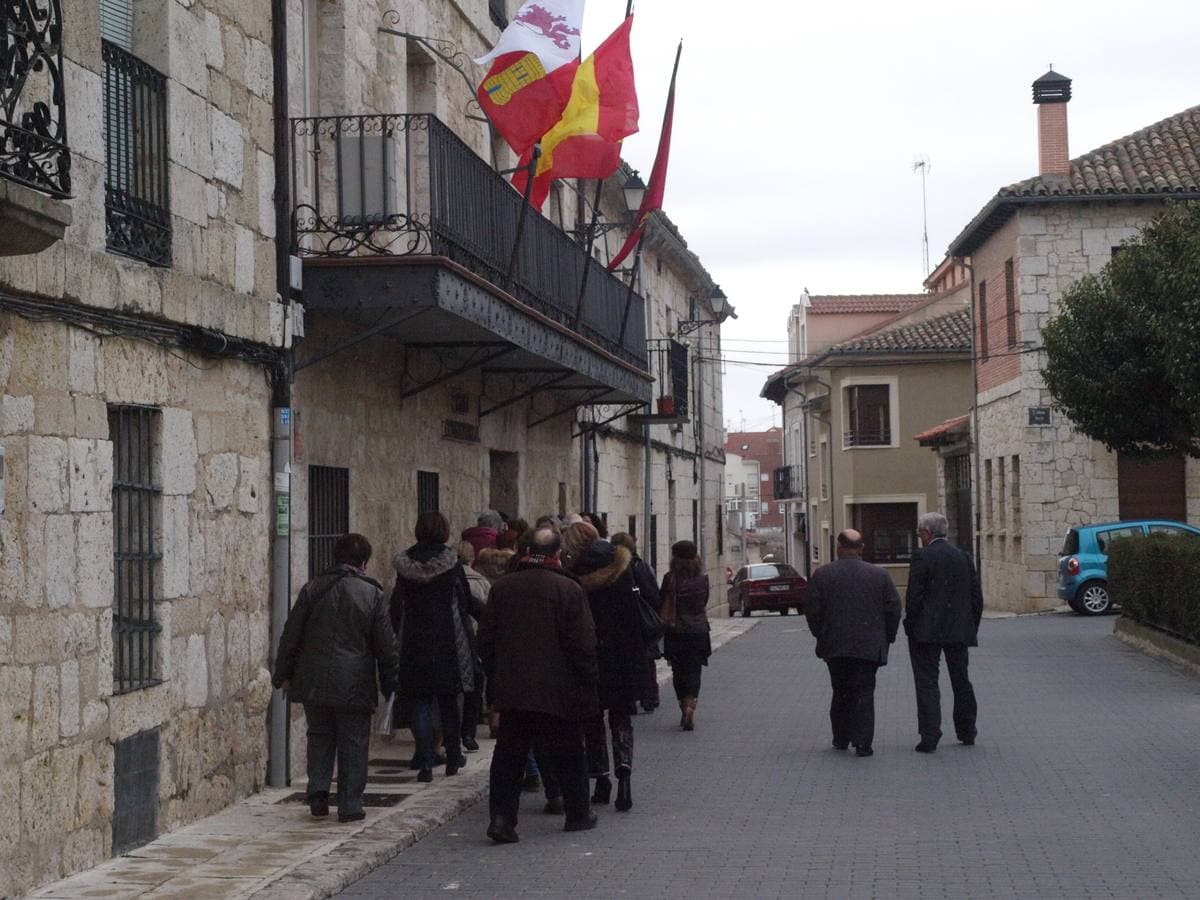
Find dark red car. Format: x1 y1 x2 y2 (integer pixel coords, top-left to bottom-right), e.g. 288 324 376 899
728 563 807 617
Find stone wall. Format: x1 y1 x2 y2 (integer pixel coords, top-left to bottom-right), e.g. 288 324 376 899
0 316 273 895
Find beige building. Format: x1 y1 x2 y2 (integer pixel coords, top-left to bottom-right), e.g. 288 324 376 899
946 71 1200 611
1 0 288 892
763 291 972 592
0 0 730 893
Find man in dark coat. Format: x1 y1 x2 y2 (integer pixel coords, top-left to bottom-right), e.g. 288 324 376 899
805 529 902 757
904 511 984 752
273 533 398 822
478 527 599 843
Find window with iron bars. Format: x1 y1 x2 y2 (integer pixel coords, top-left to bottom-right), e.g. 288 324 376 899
417 470 440 513
308 466 349 578
102 39 171 266
110 405 163 694
489 0 508 29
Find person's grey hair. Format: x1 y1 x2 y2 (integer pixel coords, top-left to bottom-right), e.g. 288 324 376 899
530 527 562 556
477 509 502 529
918 512 949 537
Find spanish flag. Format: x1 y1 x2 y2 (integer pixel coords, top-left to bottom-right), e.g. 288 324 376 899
475 0 584 155
513 15 639 210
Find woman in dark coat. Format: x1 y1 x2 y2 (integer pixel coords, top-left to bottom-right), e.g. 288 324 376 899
661 540 711 731
562 522 643 812
391 511 477 782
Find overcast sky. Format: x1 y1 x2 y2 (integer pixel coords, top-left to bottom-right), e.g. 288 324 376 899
579 0 1200 432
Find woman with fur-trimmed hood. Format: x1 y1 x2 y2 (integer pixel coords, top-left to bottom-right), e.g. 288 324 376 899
562 522 644 813
391 511 475 783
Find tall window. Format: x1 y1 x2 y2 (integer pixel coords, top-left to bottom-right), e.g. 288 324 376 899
1004 259 1017 347
417 471 440 513
102 1 171 266
649 514 658 571
978 280 989 361
844 384 891 446
110 405 162 694
715 505 723 555
308 466 349 578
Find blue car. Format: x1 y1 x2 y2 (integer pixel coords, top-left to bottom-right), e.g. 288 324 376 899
1057 519 1200 615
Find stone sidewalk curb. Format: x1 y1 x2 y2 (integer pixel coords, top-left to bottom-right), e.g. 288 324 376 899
249 616 759 900
1113 616 1200 677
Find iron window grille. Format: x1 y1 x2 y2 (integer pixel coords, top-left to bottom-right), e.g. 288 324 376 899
103 40 171 266
417 470 440 513
308 465 349 578
1 0 71 197
110 405 162 695
488 0 508 29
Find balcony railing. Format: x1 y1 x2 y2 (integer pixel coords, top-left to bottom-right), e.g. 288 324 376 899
644 338 688 419
1 0 71 197
773 464 804 501
289 113 647 368
844 428 891 447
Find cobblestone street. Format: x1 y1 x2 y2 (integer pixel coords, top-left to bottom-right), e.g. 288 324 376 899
339 614 1200 899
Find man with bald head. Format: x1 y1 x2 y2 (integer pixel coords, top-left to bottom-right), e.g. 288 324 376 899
804 529 902 757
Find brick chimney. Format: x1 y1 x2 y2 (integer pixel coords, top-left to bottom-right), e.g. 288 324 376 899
1033 69 1072 176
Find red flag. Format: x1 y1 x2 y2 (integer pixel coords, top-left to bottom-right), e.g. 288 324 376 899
512 16 639 210
608 43 680 271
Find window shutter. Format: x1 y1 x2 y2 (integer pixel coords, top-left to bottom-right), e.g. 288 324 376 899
100 0 134 50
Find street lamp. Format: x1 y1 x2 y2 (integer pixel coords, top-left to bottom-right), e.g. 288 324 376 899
571 171 648 240
674 284 735 337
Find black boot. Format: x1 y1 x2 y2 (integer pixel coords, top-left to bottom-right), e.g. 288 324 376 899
614 773 632 812
591 774 611 805
487 815 519 843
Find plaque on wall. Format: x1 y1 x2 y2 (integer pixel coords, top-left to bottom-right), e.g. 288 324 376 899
1027 407 1052 426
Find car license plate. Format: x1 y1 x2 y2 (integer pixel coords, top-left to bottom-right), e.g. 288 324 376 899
769 584 789 592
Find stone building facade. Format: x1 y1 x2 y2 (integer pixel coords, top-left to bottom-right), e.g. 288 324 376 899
947 73 1200 611
0 0 288 893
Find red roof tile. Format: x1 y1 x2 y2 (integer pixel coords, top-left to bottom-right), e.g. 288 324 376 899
808 294 928 315
826 310 972 355
915 414 971 446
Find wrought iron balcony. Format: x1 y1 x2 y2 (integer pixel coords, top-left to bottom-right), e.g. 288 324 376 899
844 428 892 447
773 464 804 501
1 0 71 198
289 113 647 368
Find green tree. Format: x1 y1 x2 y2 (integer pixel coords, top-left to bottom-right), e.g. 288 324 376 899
1042 202 1200 459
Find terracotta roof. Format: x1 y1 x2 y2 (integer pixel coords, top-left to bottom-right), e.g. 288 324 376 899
808 294 928 315
826 310 972 355
915 414 971 447
950 104 1200 255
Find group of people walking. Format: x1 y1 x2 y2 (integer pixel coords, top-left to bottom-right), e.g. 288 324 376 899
804 512 983 757
272 508 713 838
271 505 980 835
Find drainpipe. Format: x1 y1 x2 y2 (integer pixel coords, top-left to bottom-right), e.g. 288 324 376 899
959 256 983 574
783 372 809 573
697 338 706 565
810 374 835 559
643 424 652 563
268 0 292 789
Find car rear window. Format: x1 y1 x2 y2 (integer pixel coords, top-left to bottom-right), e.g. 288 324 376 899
1096 527 1142 553
1060 529 1079 556
748 564 798 579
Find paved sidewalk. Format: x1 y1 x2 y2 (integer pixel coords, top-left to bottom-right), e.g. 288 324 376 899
338 613 1200 900
30 618 757 899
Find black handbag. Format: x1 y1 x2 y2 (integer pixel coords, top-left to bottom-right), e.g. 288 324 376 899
632 585 665 644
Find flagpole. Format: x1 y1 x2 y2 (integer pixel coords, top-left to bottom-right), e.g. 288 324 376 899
506 145 541 287
617 235 644 344
571 178 606 327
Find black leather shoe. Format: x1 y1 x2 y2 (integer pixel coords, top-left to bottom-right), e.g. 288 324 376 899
338 810 365 823
543 797 564 814
614 774 632 811
563 810 598 832
487 816 520 843
591 775 611 805
832 739 849 751
855 747 874 757
417 767 433 782
308 793 329 817
462 736 480 752
915 740 938 753
958 736 976 746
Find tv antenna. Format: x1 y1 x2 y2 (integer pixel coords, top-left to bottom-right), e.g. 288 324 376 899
913 155 931 277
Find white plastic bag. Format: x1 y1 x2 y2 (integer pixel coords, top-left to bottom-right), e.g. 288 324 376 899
374 692 395 736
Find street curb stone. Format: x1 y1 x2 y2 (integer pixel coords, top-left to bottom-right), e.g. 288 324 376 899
1114 616 1200 676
